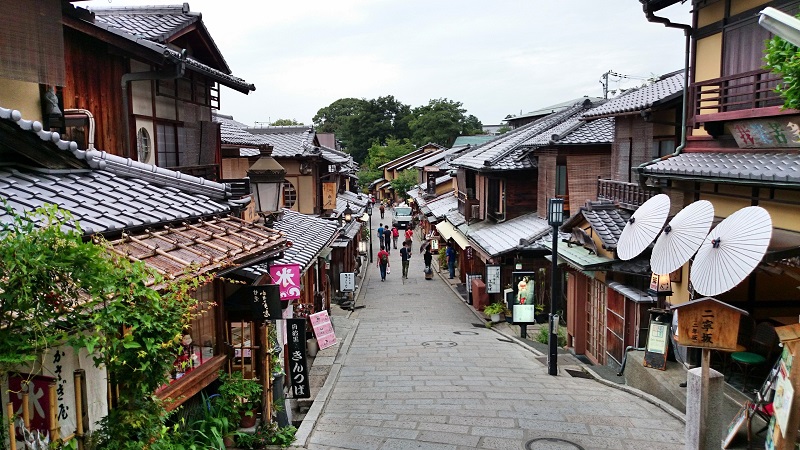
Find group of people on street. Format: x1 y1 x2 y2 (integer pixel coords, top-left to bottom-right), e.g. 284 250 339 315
375 223 431 281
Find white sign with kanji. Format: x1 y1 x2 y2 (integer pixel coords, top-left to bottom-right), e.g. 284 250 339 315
340 272 355 292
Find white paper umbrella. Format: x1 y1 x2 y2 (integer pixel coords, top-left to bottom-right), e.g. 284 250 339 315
650 200 715 275
617 194 671 260
690 206 772 297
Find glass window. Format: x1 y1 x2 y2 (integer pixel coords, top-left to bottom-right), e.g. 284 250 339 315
172 283 216 380
555 164 567 196
156 123 186 168
283 180 297 208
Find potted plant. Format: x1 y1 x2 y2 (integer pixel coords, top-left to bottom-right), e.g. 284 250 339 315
484 302 505 323
218 371 263 429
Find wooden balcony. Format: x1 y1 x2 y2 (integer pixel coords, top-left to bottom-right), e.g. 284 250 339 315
597 179 658 210
691 69 784 124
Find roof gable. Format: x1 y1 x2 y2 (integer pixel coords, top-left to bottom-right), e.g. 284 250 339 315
90 3 231 73
583 71 683 119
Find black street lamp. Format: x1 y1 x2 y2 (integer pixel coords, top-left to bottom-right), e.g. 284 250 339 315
547 198 564 376
343 202 353 223
365 203 374 262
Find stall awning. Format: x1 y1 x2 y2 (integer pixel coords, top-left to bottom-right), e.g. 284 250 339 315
607 282 657 304
541 240 614 272
435 221 469 249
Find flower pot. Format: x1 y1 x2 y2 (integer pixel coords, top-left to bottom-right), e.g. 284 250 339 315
223 434 236 448
307 338 319 357
490 313 501 323
240 409 257 428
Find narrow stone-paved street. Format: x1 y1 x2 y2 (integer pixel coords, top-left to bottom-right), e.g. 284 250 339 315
300 210 685 449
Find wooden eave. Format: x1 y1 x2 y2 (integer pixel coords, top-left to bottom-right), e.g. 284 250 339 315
62 15 168 67
167 21 231 74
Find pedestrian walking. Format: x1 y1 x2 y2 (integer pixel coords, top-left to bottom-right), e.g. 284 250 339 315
423 246 433 280
400 240 412 278
391 226 399 249
377 245 390 281
377 223 384 243
384 229 392 255
404 226 413 243
379 203 385 219
446 241 457 279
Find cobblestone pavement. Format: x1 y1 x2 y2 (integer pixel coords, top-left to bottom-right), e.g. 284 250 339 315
301 215 685 450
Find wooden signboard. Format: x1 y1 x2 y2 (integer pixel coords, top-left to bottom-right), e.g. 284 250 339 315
673 297 746 352
644 320 670 370
322 182 336 210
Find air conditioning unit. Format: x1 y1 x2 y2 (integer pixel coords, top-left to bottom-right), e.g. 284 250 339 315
470 204 480 220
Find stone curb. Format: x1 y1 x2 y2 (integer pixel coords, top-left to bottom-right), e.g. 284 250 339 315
292 317 360 448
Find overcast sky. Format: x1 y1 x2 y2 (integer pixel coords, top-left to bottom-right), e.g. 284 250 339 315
83 0 692 127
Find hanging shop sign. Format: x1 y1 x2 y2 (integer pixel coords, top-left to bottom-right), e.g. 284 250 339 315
250 285 282 321
286 319 310 398
485 265 501 294
310 311 337 350
322 182 337 210
269 264 302 301
730 116 800 149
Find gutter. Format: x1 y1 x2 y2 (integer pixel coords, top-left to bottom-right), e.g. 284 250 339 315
636 4 692 189
121 49 187 159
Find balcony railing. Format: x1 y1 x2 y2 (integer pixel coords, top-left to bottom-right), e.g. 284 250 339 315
691 69 783 120
597 179 658 210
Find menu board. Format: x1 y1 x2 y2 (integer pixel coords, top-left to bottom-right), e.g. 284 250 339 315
644 321 669 371
310 311 337 350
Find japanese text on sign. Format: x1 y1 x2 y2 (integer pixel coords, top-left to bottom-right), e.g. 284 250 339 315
730 117 800 148
269 264 302 301
310 311 337 350
690 309 715 346
286 319 310 398
340 272 355 292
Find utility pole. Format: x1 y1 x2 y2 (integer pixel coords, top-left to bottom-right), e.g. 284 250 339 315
600 70 612 99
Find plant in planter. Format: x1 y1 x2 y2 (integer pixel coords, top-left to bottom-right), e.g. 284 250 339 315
483 302 505 323
236 421 297 449
218 371 263 429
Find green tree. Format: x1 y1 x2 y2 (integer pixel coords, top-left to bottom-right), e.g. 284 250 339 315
462 114 484 136
357 138 416 191
312 98 366 133
765 32 800 110
271 118 303 126
342 95 412 163
497 125 512 134
390 169 419 202
409 98 478 147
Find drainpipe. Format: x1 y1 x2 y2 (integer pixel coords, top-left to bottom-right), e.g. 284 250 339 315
63 108 95 150
121 50 186 159
636 5 692 189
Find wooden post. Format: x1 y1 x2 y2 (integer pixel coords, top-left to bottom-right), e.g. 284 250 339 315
74 371 84 450
699 348 710 449
48 383 59 441
7 402 16 450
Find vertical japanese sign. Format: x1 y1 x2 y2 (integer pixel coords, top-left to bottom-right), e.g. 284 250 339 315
9 374 54 437
690 309 715 347
310 311 337 350
249 285 282 321
339 272 355 292
286 319 310 399
426 172 436 195
485 265 501 294
322 182 337 210
269 264 302 301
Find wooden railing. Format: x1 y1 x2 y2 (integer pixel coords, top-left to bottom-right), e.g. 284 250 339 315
692 69 783 118
597 179 657 209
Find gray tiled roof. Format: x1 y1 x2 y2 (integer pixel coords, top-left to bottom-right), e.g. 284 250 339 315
320 146 350 164
641 152 800 185
246 126 318 158
335 191 369 217
553 117 614 145
583 71 683 118
468 212 551 257
563 201 631 250
412 145 469 169
83 9 253 93
244 209 338 275
91 4 200 44
213 113 270 147
452 100 600 171
0 106 237 235
425 194 458 219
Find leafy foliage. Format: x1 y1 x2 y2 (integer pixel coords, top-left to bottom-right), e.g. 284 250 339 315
217 371 263 422
389 169 419 202
270 118 303 126
765 34 800 110
409 99 482 147
356 138 416 191
312 97 366 133
0 203 211 449
236 422 297 449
